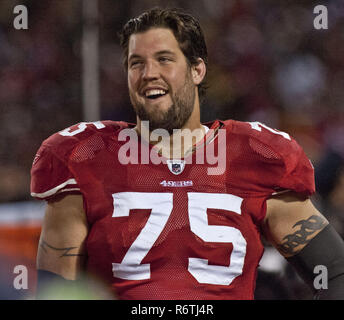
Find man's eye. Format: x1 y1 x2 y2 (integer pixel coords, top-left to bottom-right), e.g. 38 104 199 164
130 61 142 68
159 57 172 63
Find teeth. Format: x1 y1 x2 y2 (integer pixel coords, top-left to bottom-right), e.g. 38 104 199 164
145 89 166 97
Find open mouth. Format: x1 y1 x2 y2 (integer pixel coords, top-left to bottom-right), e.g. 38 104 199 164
144 89 168 100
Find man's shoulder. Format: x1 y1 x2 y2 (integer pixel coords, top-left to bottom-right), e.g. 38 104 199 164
31 120 132 200
41 120 132 154
219 119 314 196
220 119 300 159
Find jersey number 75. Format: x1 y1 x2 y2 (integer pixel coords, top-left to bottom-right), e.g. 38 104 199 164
112 192 246 286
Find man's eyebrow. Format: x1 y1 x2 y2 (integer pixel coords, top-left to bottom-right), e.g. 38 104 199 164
128 50 176 62
154 50 176 56
128 54 143 62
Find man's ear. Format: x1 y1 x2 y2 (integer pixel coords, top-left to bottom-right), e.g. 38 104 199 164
191 58 206 85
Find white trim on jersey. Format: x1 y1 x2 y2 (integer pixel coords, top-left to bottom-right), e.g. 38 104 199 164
271 189 291 196
57 188 81 194
31 178 79 199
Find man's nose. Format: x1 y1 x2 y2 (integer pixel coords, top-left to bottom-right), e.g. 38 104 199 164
142 60 159 80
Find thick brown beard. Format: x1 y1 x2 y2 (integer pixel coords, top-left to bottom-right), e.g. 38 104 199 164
130 71 196 134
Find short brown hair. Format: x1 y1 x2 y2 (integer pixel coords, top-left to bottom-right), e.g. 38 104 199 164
119 8 208 102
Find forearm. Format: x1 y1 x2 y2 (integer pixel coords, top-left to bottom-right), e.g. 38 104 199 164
286 224 344 299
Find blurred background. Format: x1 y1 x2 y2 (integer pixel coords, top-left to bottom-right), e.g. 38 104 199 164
0 0 344 299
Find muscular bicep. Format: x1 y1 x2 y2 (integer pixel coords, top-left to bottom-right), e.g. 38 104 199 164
263 192 329 258
37 194 88 280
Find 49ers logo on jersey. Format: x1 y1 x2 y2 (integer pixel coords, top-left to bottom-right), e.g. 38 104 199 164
160 180 193 187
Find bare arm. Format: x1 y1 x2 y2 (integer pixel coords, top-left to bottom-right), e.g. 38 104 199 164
263 192 328 258
37 194 88 280
263 192 344 299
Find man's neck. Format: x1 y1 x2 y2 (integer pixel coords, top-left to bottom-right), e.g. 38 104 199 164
134 120 206 159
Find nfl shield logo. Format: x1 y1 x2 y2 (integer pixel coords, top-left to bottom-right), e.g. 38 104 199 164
167 159 185 175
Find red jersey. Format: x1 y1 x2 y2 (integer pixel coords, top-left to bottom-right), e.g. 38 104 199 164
30 119 315 299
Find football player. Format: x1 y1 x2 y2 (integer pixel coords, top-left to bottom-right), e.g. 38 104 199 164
31 8 344 299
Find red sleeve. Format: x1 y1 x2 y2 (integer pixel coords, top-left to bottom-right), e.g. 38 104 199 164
30 143 80 201
246 121 315 196
277 138 315 196
230 120 316 197
30 120 127 201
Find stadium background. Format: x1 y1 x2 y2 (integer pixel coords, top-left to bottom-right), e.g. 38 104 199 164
0 0 344 299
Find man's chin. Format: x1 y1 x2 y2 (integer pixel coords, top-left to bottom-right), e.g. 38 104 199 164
136 105 173 126
143 100 172 113
136 114 177 133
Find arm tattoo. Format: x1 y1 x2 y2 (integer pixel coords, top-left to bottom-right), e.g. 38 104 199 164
278 215 327 255
39 239 85 258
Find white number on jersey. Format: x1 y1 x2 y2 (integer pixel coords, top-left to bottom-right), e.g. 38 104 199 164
59 121 105 137
112 192 172 280
249 121 291 140
111 192 247 286
188 192 246 285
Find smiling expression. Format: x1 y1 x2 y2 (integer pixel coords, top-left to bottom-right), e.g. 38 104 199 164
127 28 199 133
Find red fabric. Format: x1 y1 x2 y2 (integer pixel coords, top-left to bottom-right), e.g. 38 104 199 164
30 119 315 300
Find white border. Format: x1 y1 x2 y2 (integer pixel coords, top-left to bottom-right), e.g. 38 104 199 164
30 178 78 198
